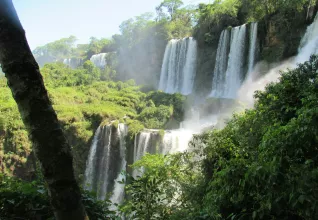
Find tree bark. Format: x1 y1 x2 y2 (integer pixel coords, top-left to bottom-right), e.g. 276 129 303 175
0 1 88 219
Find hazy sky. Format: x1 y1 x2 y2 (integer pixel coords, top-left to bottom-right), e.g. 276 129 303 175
12 0 211 49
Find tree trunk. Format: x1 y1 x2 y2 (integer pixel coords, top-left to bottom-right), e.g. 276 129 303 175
0 1 88 219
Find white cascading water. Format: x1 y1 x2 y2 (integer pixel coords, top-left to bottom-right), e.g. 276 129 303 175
247 22 258 76
210 24 247 98
239 13 318 107
181 39 198 94
110 124 128 206
84 123 127 201
210 29 230 97
83 14 318 212
90 53 107 68
160 129 194 154
84 126 102 192
223 24 247 98
63 58 83 69
132 131 152 178
132 128 195 178
296 14 318 64
159 37 197 95
95 125 112 201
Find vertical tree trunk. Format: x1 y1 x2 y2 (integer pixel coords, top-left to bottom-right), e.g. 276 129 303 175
0 1 88 219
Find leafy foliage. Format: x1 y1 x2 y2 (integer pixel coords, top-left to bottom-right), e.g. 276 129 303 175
193 56 318 219
122 153 203 220
118 56 318 220
240 0 313 21
0 63 186 179
0 174 118 219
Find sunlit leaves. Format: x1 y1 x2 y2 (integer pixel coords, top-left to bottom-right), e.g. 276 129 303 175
195 56 318 219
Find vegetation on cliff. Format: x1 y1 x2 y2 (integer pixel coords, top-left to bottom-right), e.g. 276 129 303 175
123 55 318 219
1 0 318 219
0 62 186 180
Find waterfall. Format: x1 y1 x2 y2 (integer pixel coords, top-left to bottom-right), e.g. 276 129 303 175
210 25 247 98
223 24 247 99
296 14 318 63
63 58 83 69
160 129 193 154
94 125 113 201
110 124 128 206
132 130 160 178
90 53 107 68
159 37 197 95
181 38 197 94
84 126 102 192
247 22 258 76
84 123 127 201
131 128 193 178
210 29 230 97
239 14 318 107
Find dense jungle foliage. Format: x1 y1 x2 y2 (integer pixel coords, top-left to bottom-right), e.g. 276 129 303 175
121 56 318 219
0 61 186 179
2 55 318 219
1 0 318 219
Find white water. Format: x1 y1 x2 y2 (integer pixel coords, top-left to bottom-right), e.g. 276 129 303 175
296 14 318 64
239 14 318 107
96 125 112 201
223 25 247 98
84 123 128 201
160 129 194 154
210 29 230 97
90 53 107 68
210 25 247 98
84 126 102 191
132 127 195 178
110 124 128 206
238 60 294 107
63 58 83 69
132 132 152 178
83 14 318 209
159 37 197 95
247 22 258 76
181 39 198 94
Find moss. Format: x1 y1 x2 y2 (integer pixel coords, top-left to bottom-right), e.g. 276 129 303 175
126 119 145 141
158 129 165 140
112 120 119 129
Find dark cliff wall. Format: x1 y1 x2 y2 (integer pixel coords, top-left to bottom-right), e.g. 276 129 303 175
192 9 316 96
258 9 311 63
193 15 239 96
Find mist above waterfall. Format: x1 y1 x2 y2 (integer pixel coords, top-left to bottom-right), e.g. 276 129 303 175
81 11 318 212
238 13 318 108
238 59 295 107
63 58 83 69
90 53 108 68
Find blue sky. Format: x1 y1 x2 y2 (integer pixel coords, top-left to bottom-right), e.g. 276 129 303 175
12 0 211 49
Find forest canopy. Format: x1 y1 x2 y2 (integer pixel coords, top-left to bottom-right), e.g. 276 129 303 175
1 0 318 219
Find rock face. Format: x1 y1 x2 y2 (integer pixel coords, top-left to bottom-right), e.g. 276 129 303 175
193 15 239 96
258 9 312 63
194 45 217 96
192 10 312 96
